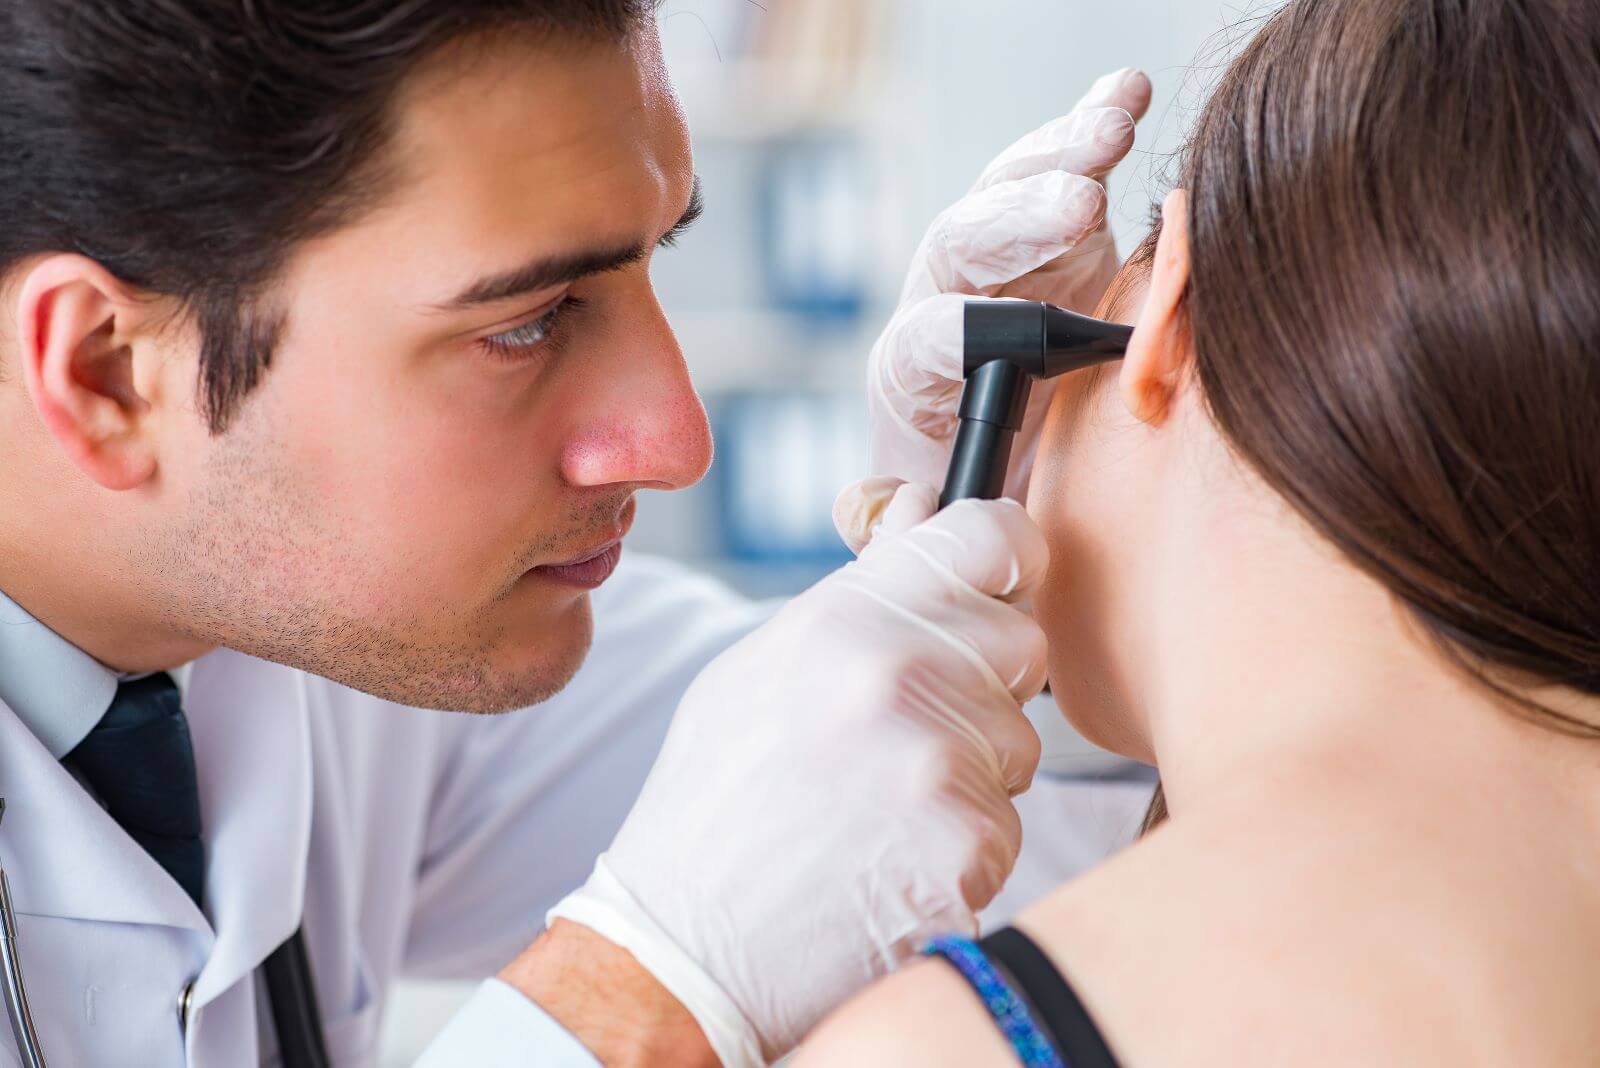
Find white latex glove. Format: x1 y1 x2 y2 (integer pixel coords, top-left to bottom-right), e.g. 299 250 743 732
549 484 1048 1065
868 67 1153 501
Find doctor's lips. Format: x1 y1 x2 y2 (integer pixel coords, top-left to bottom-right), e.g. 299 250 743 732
532 539 623 589
529 498 635 589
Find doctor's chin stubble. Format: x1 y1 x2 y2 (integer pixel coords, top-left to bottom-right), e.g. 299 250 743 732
137 422 616 715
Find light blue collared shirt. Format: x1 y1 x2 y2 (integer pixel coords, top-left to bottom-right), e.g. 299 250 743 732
0 588 118 758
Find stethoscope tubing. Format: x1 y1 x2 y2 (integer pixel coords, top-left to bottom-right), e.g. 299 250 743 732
1 861 48 1068
0 791 328 1068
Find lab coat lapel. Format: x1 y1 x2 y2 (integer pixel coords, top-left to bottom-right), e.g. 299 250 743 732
184 649 314 1007
0 696 209 933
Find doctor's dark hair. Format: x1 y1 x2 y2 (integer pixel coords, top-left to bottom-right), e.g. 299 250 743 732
0 0 656 432
1137 0 1600 831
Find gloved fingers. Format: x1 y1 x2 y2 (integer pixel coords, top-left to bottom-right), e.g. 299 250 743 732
833 476 906 555
833 479 943 555
970 66 1151 193
1069 66 1154 122
913 750 1024 908
975 106 1136 190
963 696 1044 797
951 788 1025 911
868 291 966 433
1000 712 1043 797
832 502 1056 709
998 615 1049 708
880 569 1050 709
915 655 1043 795
905 172 1108 303
876 480 941 540
933 597 1050 709
904 498 1050 604
995 232 1123 309
870 498 1051 705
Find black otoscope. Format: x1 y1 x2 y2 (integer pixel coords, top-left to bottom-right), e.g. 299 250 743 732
940 300 1134 507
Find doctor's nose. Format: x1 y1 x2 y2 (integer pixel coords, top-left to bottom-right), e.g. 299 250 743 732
558 305 713 492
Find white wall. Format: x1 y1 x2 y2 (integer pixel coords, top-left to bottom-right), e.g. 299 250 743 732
899 0 1279 240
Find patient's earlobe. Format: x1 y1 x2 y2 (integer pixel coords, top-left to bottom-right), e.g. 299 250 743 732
14 255 164 490
1120 189 1192 426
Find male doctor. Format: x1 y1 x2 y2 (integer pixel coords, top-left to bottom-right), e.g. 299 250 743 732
0 1 1149 1064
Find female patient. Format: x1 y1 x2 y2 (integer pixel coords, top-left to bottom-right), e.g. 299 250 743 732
799 0 1600 1064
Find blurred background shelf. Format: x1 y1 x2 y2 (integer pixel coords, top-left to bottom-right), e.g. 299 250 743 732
635 0 1277 587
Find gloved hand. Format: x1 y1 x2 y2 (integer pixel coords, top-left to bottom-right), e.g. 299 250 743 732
549 484 1048 1065
866 67 1152 503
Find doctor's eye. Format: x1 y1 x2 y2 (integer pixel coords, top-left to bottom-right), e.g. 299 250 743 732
480 297 589 362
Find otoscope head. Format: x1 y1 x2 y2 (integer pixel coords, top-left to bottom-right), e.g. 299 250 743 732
964 299 1133 379
939 300 1133 507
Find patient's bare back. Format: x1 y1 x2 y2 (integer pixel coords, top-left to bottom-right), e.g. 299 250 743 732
797 786 1600 1067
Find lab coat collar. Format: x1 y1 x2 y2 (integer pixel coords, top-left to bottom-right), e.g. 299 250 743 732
0 693 209 933
185 649 314 1007
0 649 315 1009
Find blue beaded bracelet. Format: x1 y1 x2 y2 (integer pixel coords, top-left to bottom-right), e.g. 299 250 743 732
922 935 1066 1068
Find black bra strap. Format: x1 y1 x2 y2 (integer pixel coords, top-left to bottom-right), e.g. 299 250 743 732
980 926 1122 1068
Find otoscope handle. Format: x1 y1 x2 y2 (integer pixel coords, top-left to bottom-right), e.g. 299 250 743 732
940 419 1013 506
938 359 1033 508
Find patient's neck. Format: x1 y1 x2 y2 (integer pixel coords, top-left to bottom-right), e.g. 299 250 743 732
1136 458 1595 826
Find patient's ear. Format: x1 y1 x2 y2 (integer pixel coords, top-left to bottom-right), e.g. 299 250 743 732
14 255 166 490
1120 188 1192 426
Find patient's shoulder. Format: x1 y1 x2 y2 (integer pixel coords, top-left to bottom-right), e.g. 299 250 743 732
799 803 1594 1066
1013 810 1514 1066
792 953 1020 1067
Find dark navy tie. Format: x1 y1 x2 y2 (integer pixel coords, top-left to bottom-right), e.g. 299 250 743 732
62 672 205 908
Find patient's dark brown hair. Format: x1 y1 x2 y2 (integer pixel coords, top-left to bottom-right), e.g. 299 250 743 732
1136 0 1600 829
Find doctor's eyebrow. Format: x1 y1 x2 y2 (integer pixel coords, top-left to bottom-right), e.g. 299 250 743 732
435 176 704 311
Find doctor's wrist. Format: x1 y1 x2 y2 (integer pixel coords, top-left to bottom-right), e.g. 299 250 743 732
501 918 720 1068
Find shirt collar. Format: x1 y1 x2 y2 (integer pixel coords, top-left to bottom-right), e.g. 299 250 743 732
0 587 119 758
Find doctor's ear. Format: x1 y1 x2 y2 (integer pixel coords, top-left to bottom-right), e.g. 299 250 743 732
1120 188 1193 426
13 254 171 490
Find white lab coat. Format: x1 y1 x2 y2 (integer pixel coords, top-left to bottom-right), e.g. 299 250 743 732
0 554 775 1067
